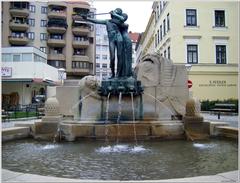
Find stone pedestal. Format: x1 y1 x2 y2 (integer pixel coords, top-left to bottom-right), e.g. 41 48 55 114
33 97 62 141
183 98 209 140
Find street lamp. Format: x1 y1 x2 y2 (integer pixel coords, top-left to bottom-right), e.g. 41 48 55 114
185 64 192 72
58 68 66 85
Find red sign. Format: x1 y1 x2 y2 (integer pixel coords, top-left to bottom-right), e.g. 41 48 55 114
188 80 193 88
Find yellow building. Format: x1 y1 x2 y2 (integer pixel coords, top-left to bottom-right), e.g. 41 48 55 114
138 1 239 101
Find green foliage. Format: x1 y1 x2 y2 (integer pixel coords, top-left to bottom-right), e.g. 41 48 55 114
200 99 238 112
9 111 37 119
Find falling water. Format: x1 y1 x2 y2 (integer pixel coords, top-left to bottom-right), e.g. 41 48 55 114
116 92 122 144
53 123 61 143
131 92 137 145
105 92 111 143
70 91 96 112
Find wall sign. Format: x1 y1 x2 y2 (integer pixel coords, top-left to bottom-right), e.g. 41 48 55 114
199 80 236 87
1 67 12 77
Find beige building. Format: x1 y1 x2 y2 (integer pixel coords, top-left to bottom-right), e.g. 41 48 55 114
137 1 239 101
2 1 96 79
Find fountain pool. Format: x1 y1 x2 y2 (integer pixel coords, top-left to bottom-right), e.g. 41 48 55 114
2 138 237 180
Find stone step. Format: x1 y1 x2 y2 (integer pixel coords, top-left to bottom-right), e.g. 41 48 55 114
2 127 30 142
215 126 238 139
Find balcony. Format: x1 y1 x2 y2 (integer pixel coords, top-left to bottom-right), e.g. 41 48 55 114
72 55 89 62
47 53 65 61
47 26 67 34
47 39 66 47
48 10 66 19
69 67 91 76
72 26 90 36
48 2 67 8
8 35 29 45
72 2 90 10
9 21 29 31
47 19 68 34
9 8 29 17
72 40 89 48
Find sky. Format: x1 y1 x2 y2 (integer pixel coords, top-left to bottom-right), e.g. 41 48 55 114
92 1 153 33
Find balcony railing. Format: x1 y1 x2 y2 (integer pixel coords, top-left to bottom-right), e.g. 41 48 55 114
48 10 66 19
9 20 29 31
8 35 29 45
47 39 66 47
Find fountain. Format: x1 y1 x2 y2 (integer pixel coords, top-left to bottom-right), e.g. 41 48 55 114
2 8 238 182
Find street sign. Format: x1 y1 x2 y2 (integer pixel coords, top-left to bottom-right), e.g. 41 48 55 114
188 80 193 88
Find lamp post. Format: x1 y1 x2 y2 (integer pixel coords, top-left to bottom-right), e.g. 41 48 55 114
58 68 66 85
185 64 192 74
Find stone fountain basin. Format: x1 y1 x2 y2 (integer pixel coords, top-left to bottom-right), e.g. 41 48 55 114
59 121 185 141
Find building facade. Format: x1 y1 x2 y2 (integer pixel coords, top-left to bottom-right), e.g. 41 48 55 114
2 47 60 106
129 32 140 69
2 1 96 79
137 1 238 101
95 24 111 81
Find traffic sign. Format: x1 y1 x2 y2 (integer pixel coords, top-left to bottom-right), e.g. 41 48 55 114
188 80 193 88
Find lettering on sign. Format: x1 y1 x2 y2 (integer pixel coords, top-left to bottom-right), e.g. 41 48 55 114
1 67 12 77
199 80 236 87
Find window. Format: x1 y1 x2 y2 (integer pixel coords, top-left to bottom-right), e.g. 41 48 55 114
41 20 47 27
27 32 35 40
40 47 46 53
103 35 108 41
215 10 225 27
41 6 47 14
216 45 226 64
163 19 166 36
74 48 85 55
168 46 170 59
96 63 100 68
102 45 108 51
52 48 63 54
96 45 101 51
155 34 157 48
167 13 170 31
40 33 47 40
164 50 167 58
102 63 107 68
186 9 197 26
96 54 100 60
48 60 65 68
29 5 35 13
28 19 35 27
187 44 198 64
160 25 162 40
157 30 160 44
102 55 108 60
50 34 63 40
2 54 11 62
22 53 32 62
160 1 162 12
13 54 21 62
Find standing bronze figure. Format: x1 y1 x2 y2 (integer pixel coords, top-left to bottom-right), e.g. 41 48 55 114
82 8 133 78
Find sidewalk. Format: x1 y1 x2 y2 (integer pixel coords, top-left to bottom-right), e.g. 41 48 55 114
201 112 238 128
1 118 41 129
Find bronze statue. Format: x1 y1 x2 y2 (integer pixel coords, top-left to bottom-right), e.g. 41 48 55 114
82 8 133 78
83 9 123 78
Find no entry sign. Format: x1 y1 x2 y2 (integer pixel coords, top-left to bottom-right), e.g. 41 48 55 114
188 80 193 88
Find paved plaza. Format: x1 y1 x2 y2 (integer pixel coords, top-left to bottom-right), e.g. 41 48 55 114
1 113 238 129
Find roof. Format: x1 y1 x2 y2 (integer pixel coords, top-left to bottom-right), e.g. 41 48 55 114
128 32 140 43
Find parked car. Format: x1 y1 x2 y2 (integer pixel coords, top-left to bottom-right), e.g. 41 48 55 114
32 95 46 104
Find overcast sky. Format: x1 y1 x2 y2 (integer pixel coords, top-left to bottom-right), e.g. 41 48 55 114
92 1 153 33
